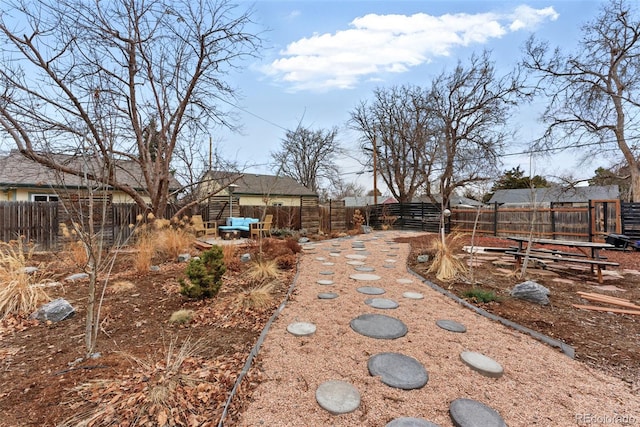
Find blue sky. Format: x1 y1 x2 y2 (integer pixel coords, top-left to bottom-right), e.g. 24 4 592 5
216 1 605 192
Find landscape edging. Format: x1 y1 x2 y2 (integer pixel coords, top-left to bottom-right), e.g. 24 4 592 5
406 267 575 358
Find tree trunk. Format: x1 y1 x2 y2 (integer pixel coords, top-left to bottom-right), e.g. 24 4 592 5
631 165 640 202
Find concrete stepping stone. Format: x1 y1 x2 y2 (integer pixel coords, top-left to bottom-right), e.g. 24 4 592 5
449 398 506 427
316 380 361 415
387 253 398 257
350 273 381 281
459 351 503 378
353 247 367 251
347 260 365 265
403 291 424 300
383 264 395 269
355 266 375 272
436 319 467 333
329 253 341 257
346 254 367 260
368 352 428 390
357 286 385 295
350 313 407 339
315 257 327 261
365 298 399 309
397 278 413 284
380 248 390 252
386 417 440 427
322 262 335 266
317 279 334 285
287 322 316 337
320 271 334 275
318 292 339 299
385 259 397 263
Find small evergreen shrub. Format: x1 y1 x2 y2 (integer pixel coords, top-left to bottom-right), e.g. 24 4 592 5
179 246 226 299
463 288 500 303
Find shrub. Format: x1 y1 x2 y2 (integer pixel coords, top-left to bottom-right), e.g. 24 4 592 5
284 238 302 254
179 246 226 299
463 288 500 303
233 282 275 310
276 254 298 270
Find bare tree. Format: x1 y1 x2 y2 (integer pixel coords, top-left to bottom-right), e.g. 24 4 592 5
350 85 432 203
271 121 341 193
426 51 525 210
522 0 640 201
0 0 261 217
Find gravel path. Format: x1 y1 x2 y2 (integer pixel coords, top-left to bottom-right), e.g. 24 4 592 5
238 231 639 426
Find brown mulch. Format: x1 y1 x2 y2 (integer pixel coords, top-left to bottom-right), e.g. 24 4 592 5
0 232 638 426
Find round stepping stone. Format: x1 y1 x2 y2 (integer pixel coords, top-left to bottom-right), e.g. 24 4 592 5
331 243 341 247
345 254 367 260
385 259 397 263
322 262 335 266
380 248 390 252
350 313 407 339
329 253 341 257
368 352 428 390
387 253 398 257
386 417 439 427
319 271 334 275
403 291 424 300
436 319 467 333
355 266 375 272
459 351 503 378
315 257 326 261
316 380 361 415
346 260 365 266
350 273 381 281
383 264 395 269
317 279 334 285
357 286 385 295
397 278 413 284
365 298 399 309
353 247 367 251
449 398 506 427
318 292 339 299
287 322 316 337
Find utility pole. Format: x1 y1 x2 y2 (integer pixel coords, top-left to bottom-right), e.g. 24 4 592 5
373 134 378 205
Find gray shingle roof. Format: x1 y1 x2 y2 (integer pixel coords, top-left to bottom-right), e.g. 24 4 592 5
0 151 181 191
488 185 619 205
203 170 317 197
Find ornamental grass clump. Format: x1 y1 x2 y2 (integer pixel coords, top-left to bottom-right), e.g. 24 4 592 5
179 246 226 299
0 238 53 318
427 233 467 281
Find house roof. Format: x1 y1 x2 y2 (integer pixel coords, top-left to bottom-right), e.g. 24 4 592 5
0 150 181 192
488 185 620 205
203 170 317 197
413 194 484 207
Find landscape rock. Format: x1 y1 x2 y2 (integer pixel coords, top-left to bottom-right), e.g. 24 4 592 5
177 253 191 262
298 237 310 243
417 255 430 263
240 253 251 263
510 280 550 305
149 265 160 272
65 273 89 282
23 266 38 274
30 298 75 322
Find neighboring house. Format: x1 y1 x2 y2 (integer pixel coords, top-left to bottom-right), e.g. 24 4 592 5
343 195 398 207
0 150 181 203
199 170 318 207
413 194 484 208
488 185 620 207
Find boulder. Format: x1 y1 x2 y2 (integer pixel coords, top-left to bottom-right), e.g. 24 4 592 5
510 280 550 305
30 298 75 322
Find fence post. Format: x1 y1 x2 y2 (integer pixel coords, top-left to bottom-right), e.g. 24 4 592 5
493 202 498 236
550 202 556 239
588 199 593 242
329 199 332 234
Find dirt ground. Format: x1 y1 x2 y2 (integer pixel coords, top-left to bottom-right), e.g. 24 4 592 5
0 232 638 426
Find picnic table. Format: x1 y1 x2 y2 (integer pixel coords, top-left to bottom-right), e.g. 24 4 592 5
505 237 619 283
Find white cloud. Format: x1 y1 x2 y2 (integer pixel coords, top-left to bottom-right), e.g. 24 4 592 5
262 5 558 92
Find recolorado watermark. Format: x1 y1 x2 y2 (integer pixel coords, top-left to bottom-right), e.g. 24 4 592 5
576 413 637 425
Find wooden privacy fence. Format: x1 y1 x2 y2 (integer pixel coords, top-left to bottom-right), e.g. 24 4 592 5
346 202 444 232
451 200 621 242
0 202 58 249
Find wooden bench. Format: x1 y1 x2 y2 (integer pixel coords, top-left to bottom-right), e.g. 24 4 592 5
505 250 619 283
508 246 589 258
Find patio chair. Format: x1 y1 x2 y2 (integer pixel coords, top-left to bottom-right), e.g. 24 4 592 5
250 214 273 239
191 215 218 238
